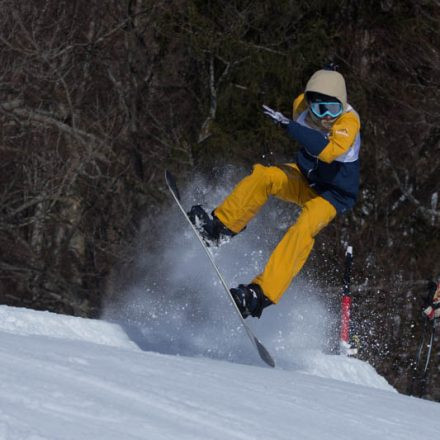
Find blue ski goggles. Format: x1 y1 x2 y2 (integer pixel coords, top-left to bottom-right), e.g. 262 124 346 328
310 101 343 119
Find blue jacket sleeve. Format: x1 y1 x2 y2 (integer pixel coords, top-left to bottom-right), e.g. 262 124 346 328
286 121 328 157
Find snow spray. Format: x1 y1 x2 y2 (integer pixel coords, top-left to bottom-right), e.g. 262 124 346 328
103 166 333 366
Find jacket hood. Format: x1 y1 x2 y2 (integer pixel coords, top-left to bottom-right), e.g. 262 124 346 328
305 70 347 110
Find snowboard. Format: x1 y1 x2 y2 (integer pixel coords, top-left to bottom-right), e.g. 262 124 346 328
165 170 275 368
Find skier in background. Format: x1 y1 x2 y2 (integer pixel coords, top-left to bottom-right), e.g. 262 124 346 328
189 67 361 319
422 280 440 320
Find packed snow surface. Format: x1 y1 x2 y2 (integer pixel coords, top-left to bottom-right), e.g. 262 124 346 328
0 305 438 439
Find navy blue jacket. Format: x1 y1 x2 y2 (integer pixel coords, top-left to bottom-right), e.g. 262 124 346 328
287 118 361 214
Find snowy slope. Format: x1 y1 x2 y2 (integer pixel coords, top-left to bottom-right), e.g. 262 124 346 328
0 305 438 440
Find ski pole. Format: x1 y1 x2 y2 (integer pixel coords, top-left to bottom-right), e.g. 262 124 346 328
410 280 439 396
413 317 437 397
340 246 357 355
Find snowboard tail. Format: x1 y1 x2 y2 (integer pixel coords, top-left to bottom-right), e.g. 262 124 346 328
165 170 275 368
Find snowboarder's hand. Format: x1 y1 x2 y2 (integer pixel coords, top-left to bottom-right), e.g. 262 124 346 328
262 105 291 126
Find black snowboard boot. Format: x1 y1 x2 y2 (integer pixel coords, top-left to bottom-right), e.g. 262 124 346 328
229 283 273 319
187 205 236 247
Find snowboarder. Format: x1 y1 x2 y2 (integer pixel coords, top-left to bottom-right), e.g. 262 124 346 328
189 67 361 319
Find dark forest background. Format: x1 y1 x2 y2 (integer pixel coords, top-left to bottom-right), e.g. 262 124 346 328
0 0 439 399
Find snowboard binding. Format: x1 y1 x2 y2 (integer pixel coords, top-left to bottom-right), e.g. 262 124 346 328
187 205 236 247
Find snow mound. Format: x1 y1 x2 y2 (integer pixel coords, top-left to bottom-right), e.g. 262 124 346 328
0 305 137 350
0 307 438 440
292 349 395 392
0 306 394 394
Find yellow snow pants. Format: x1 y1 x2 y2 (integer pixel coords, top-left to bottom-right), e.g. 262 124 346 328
214 164 337 304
